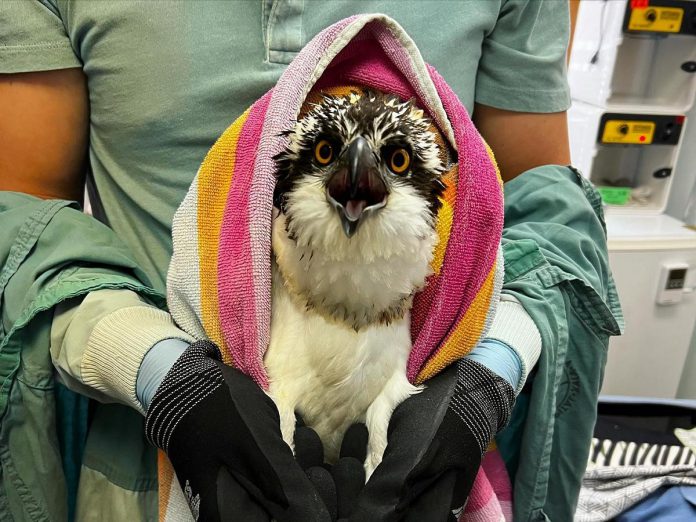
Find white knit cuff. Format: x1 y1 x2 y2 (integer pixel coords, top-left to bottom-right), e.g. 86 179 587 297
486 297 542 394
81 306 194 414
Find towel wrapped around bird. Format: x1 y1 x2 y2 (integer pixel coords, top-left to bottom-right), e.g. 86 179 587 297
164 13 508 521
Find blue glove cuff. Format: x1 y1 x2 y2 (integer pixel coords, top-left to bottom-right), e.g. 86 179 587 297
136 338 189 411
465 338 522 390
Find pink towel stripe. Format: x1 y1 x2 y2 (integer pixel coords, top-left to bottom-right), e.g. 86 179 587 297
460 450 513 521
407 65 503 380
217 90 272 387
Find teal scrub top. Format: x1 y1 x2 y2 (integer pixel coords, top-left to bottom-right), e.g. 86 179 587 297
1 0 571 291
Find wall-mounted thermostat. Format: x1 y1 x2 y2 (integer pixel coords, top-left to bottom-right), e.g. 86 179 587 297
656 262 689 304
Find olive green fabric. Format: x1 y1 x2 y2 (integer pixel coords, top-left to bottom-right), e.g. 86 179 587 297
51 289 195 414
74 465 157 522
0 0 571 291
76 404 158 521
0 192 162 521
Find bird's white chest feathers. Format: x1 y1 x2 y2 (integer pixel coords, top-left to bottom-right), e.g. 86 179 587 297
266 270 412 460
265 212 432 462
264 89 448 471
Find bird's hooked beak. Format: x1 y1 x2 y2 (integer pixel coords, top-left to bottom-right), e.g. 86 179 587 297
326 136 389 237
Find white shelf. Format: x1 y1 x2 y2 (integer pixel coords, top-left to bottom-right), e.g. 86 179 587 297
606 213 696 251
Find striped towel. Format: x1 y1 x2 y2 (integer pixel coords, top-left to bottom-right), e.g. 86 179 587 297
588 437 696 469
164 14 508 521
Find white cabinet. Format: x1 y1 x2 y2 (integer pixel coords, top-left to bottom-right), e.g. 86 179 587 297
602 214 696 398
568 0 696 400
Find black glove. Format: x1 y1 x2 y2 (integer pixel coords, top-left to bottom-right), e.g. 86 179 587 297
218 419 365 522
348 359 515 522
294 420 369 521
144 340 332 522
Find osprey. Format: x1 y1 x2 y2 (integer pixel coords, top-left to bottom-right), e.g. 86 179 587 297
266 88 450 476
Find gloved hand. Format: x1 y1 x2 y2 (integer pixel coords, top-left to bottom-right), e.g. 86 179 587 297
294 422 369 521
144 340 332 522
347 359 515 522
218 419 367 522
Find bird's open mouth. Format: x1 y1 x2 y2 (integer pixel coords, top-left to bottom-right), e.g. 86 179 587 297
326 136 388 237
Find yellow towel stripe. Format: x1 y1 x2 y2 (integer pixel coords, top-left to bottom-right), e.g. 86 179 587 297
197 109 250 364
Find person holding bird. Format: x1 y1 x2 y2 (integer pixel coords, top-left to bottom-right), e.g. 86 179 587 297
0 2 621 521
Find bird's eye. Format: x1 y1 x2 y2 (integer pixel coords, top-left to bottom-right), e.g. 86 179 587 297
388 148 411 174
314 140 334 165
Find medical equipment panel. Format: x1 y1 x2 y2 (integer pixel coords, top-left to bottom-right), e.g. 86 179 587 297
569 102 687 213
569 0 696 112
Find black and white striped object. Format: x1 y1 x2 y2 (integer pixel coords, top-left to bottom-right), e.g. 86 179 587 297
145 340 224 451
449 358 516 457
588 437 696 469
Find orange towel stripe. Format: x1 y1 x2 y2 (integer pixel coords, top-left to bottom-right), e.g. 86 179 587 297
300 85 364 118
158 450 175 517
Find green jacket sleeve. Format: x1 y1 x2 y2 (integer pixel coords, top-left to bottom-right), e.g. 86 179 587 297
50 288 194 411
0 191 193 414
0 191 169 520
495 166 623 522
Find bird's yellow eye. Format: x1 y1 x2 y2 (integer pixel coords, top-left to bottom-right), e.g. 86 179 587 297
389 148 410 174
314 140 333 165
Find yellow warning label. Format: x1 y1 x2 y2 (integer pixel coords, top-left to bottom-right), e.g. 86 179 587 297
602 120 656 144
628 7 683 32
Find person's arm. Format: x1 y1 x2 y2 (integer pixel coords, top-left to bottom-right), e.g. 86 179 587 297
1 67 332 522
0 0 88 200
0 7 335 520
0 69 88 200
1 69 196 410
460 0 573 391
473 105 570 183
466 106 570 393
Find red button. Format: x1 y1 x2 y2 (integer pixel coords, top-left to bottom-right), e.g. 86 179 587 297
639 135 646 142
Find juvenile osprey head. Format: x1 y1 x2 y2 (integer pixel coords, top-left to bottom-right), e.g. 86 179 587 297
275 89 448 238
272 89 452 328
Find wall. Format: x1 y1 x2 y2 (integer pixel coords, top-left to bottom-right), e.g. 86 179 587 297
667 101 696 399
